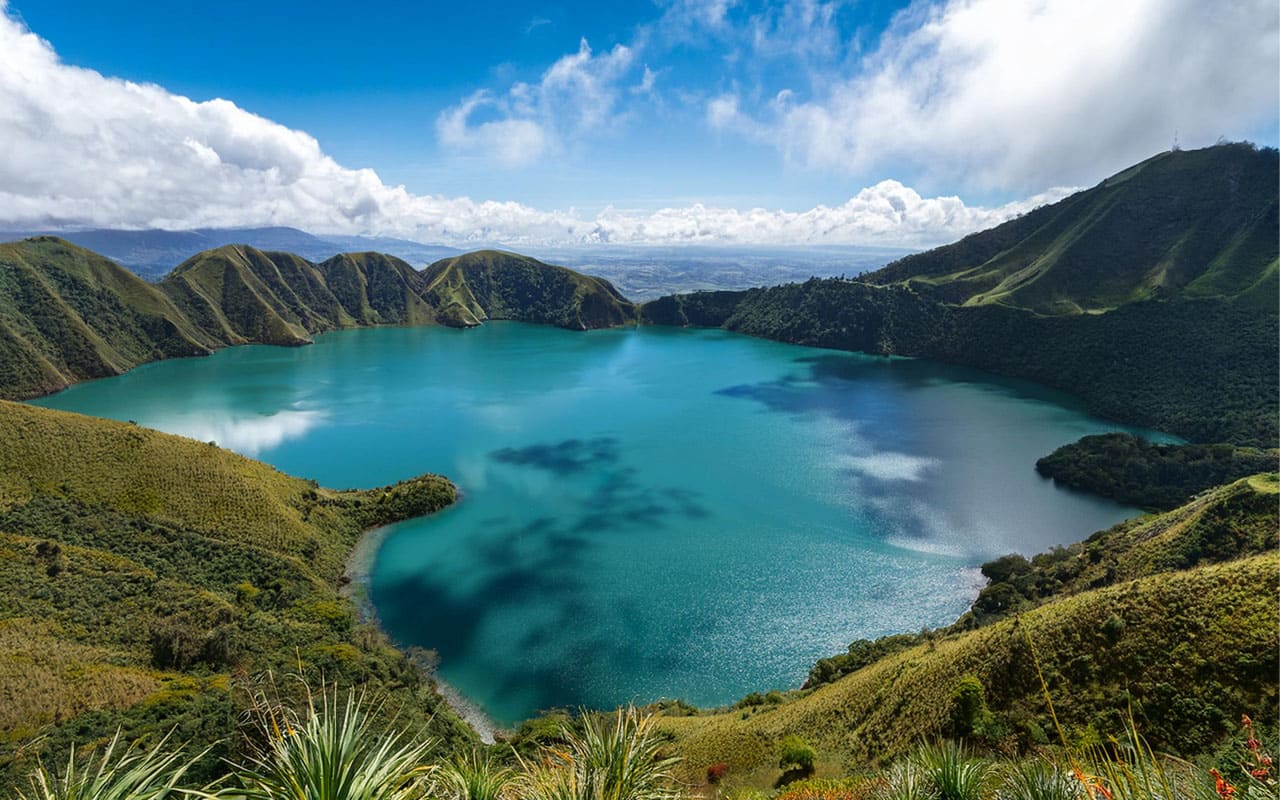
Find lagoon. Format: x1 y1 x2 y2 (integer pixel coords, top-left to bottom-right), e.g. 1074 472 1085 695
33 323 1164 724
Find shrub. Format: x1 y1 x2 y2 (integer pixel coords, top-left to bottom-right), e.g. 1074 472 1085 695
707 763 729 784
779 735 817 774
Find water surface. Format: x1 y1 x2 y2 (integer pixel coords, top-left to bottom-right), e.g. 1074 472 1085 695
33 323 1168 723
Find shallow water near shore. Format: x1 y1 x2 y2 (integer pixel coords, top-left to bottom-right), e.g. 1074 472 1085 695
33 323 1171 724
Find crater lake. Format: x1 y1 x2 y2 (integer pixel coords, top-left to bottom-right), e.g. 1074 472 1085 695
31 323 1170 724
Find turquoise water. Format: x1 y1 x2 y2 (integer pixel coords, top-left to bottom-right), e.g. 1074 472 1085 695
32 323 1168 723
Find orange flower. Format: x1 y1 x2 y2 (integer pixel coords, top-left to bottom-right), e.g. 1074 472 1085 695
1211 768 1237 800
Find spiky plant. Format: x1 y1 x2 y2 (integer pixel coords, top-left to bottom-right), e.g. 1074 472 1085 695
878 760 936 800
235 684 433 800
16 730 207 800
1080 725 1197 800
433 749 514 800
911 743 990 800
996 759 1085 800
518 707 681 800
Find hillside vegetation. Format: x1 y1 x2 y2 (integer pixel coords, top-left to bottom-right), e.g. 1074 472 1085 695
1035 433 1279 510
422 249 638 329
642 146 1279 447
865 143 1278 314
657 538 1277 788
0 400 474 784
0 239 636 400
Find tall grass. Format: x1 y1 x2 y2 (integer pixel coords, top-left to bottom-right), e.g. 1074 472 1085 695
235 684 433 800
15 730 206 800
912 743 991 800
433 749 514 800
518 707 682 800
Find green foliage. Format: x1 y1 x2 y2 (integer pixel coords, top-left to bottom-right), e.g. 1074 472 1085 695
806 634 929 689
949 677 993 740
0 401 473 786
912 743 991 800
779 735 817 773
434 749 514 800
639 146 1280 448
1036 434 1278 510
994 759 1084 800
962 475 1279 629
0 239 638 405
866 144 1279 314
14 730 210 800
655 552 1278 781
235 685 434 800
423 249 638 331
516 706 681 800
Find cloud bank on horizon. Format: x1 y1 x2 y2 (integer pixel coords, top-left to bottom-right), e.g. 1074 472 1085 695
0 0 1275 248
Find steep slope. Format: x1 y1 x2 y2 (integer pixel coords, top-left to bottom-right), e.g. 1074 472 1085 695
866 144 1279 314
0 227 462 281
318 251 438 326
640 146 1279 448
158 245 343 345
0 400 474 782
0 237 216 399
658 553 1278 784
423 250 638 330
657 478 1280 785
644 278 1277 446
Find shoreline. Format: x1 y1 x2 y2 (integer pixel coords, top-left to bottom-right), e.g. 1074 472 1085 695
341 520 501 744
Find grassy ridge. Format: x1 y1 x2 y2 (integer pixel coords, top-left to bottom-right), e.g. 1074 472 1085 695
422 249 638 330
0 401 474 783
656 552 1279 787
640 145 1279 447
0 239 641 401
865 144 1279 314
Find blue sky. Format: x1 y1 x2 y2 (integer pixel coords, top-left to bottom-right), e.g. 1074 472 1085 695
10 0 911 210
0 0 1276 246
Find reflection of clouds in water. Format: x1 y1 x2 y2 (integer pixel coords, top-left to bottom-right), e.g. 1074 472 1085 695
864 492 969 559
841 451 939 482
156 409 324 455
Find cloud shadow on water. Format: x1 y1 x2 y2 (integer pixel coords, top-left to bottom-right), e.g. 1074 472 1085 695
377 436 713 720
490 436 621 475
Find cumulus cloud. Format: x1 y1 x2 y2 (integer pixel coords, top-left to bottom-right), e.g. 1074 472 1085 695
434 38 636 166
712 0 1280 190
0 2 1068 247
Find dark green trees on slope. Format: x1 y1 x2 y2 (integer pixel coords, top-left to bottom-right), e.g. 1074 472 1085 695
643 144 1279 447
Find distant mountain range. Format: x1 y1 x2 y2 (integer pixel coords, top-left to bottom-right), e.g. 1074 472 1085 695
0 226 462 280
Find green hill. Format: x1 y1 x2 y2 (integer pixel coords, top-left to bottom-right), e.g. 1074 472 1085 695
0 400 474 782
0 237 217 399
866 143 1279 315
422 250 638 330
317 251 438 326
655 476 1280 788
640 146 1279 447
0 239 638 403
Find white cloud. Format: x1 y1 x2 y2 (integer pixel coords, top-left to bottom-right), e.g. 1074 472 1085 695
434 38 636 166
714 0 1280 190
0 2 1069 248
587 180 1075 246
